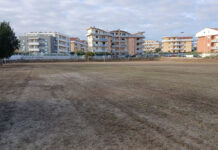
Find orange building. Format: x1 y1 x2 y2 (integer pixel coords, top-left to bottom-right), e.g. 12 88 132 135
70 37 88 52
162 36 193 53
196 28 218 53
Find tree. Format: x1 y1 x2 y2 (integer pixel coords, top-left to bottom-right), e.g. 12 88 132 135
0 21 19 64
85 51 95 60
155 48 161 53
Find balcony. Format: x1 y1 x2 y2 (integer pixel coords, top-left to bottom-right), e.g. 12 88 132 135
28 42 39 45
58 43 68 47
59 38 68 42
93 44 108 47
211 47 218 50
170 47 184 50
29 48 40 52
87 32 112 36
112 39 126 42
170 43 184 46
163 39 193 42
137 45 144 49
93 38 108 42
144 46 155 48
94 49 107 53
137 39 144 43
112 45 126 48
29 37 39 40
212 39 218 43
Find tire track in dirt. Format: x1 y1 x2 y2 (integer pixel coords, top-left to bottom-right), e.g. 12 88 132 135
55 70 203 150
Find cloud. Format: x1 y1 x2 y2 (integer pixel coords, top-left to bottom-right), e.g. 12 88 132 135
0 0 217 40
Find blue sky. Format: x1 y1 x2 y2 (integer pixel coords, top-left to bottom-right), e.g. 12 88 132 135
0 0 218 41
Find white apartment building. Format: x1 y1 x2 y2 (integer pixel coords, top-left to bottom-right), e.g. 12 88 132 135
19 32 70 54
86 27 145 55
143 40 161 52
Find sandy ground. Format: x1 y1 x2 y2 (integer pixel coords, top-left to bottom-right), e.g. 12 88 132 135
0 61 218 150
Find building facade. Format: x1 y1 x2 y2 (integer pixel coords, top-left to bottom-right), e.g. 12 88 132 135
143 40 161 52
86 27 145 55
196 28 218 53
162 36 193 53
19 32 70 54
70 38 88 52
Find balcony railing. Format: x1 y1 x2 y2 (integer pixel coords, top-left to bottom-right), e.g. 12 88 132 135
137 45 144 49
29 37 39 40
211 47 218 50
58 43 68 47
212 39 218 43
112 45 126 48
170 43 184 46
112 39 126 42
28 42 39 45
137 40 144 43
170 48 184 50
87 32 112 36
144 46 156 48
94 49 107 52
162 39 193 42
93 38 108 42
93 44 108 47
29 48 40 52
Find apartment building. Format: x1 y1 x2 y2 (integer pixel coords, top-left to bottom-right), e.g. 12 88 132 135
70 38 88 52
162 36 193 53
19 32 70 54
196 28 218 53
86 27 145 55
143 40 161 52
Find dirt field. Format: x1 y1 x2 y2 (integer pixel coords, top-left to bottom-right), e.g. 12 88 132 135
0 61 218 150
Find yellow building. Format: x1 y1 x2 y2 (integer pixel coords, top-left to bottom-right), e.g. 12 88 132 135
86 27 145 55
143 40 161 52
162 36 193 53
70 37 88 52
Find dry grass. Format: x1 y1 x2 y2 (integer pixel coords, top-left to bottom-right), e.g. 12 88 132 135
0 61 218 150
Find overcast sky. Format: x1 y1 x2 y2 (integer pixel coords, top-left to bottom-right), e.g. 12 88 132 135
0 0 217 40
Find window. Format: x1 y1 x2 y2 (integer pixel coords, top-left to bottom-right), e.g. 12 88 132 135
96 42 98 44
96 36 98 38
103 42 105 44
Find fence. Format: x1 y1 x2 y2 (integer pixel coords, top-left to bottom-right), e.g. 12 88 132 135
8 54 159 62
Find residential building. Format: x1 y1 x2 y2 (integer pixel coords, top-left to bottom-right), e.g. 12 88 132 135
162 36 193 53
19 32 70 54
86 27 145 55
70 38 88 52
196 28 218 53
143 40 161 52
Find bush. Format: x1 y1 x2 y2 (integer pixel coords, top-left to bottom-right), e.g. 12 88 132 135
155 48 161 53
76 50 85 56
70 52 75 55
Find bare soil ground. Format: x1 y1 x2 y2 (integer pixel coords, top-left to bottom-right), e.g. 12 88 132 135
0 61 218 150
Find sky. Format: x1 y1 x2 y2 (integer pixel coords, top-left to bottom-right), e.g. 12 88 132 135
0 0 218 41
